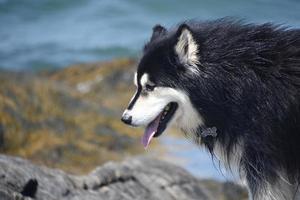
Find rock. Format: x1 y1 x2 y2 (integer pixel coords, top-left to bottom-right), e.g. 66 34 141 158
199 179 248 200
0 155 247 200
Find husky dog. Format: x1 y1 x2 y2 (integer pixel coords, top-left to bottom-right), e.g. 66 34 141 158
121 19 300 200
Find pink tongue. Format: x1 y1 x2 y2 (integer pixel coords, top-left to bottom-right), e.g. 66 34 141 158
142 114 162 148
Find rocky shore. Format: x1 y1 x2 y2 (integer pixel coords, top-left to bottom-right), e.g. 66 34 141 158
0 155 247 200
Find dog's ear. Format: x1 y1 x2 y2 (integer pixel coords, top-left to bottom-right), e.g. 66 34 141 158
150 24 167 42
174 24 199 74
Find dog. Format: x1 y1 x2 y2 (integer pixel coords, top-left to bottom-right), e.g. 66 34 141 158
121 19 300 200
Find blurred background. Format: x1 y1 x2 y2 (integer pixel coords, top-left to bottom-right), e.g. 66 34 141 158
0 0 299 183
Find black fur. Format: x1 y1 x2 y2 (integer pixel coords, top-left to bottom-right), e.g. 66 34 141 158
137 19 300 199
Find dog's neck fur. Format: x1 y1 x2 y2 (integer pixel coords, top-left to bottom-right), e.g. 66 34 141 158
177 91 300 199
183 123 300 200
203 134 300 200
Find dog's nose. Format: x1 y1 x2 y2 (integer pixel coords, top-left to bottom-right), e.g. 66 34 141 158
121 113 132 125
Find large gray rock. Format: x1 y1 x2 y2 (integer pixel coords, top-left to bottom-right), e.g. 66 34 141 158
0 155 247 200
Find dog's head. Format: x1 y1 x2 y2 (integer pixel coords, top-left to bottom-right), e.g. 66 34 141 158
122 24 205 148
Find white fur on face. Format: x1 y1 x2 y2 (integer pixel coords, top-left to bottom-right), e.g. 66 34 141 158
175 28 199 74
167 88 204 132
134 72 137 86
140 73 149 87
125 73 204 132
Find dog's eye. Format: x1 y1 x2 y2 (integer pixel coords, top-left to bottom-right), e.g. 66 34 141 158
145 84 155 91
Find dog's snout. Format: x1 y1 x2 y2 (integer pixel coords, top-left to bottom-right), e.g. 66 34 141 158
121 112 132 125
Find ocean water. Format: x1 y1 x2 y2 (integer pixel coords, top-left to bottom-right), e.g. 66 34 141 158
1 0 300 180
158 135 236 181
0 0 300 70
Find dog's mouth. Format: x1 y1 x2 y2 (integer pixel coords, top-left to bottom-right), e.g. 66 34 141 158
142 102 178 148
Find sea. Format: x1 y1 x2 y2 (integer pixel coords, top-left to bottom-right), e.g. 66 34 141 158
0 0 300 180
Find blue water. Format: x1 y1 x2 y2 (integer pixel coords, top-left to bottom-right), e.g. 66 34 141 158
0 0 300 70
159 135 235 180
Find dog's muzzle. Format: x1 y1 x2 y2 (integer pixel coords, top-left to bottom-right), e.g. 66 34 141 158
121 112 132 125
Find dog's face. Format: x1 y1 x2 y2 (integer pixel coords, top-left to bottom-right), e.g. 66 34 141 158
122 24 204 148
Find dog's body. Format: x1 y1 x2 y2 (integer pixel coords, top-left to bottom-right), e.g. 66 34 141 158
121 19 300 200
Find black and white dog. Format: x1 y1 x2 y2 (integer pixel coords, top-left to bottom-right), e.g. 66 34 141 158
121 19 300 200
